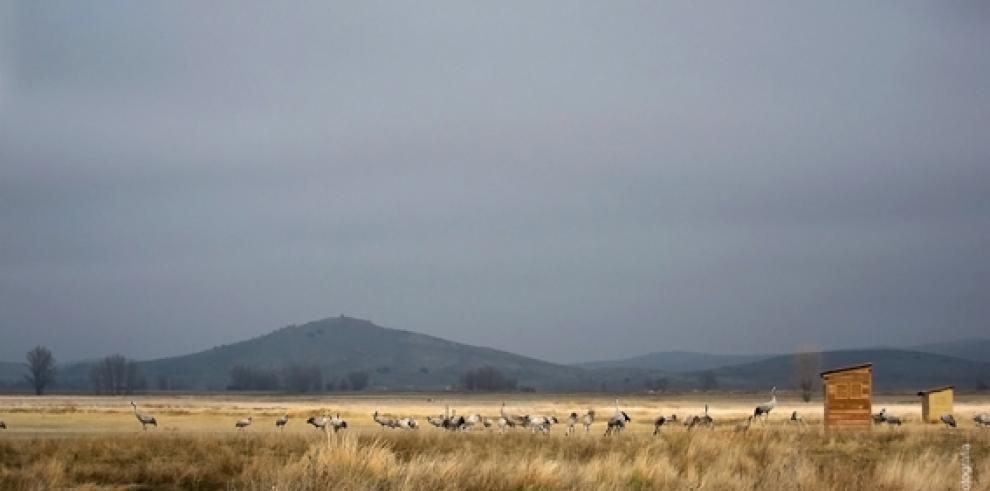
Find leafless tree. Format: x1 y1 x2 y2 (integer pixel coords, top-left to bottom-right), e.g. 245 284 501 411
793 349 822 402
25 346 57 395
90 354 146 395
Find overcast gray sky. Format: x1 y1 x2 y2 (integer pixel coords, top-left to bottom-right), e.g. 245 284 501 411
1 1 988 364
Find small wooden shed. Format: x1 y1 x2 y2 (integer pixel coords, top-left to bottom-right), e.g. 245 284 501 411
917 385 953 423
820 363 872 430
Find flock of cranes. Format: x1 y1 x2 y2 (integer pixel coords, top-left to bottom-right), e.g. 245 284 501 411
5 392 984 435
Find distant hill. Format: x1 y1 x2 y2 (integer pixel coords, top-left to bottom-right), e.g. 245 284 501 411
130 316 597 390
906 338 990 363
7 319 987 393
576 351 770 372
701 349 990 391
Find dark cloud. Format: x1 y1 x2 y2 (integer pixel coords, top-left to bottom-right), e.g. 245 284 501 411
1 1 988 363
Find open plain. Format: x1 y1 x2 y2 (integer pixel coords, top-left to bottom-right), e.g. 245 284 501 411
0 393 987 490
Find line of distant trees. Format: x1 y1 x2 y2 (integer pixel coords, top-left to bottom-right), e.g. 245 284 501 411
10 345 990 395
226 364 371 392
89 354 146 395
460 366 518 391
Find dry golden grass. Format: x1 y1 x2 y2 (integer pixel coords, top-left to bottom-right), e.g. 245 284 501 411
1 394 987 490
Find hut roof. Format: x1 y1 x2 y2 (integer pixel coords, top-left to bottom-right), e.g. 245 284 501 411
916 385 954 396
819 362 872 378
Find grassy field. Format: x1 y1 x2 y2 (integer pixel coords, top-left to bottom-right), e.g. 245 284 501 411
0 393 987 490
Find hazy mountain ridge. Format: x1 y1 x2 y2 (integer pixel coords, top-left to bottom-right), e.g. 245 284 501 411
576 351 770 372
2 319 987 392
700 349 990 390
906 338 990 363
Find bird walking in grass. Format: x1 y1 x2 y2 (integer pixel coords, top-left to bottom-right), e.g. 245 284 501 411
789 411 803 426
499 402 527 428
939 414 956 428
329 412 347 432
307 413 347 433
396 417 418 430
974 413 990 427
687 405 714 430
235 416 253 430
604 400 631 437
580 409 595 433
0 421 6 430
652 414 677 436
565 412 578 436
275 414 289 431
373 410 397 429
877 408 901 426
753 387 777 423
130 401 157 431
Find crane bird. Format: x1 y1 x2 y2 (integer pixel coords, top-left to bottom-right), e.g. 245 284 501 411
426 415 446 429
373 410 397 429
580 409 595 432
130 401 157 431
500 402 527 428
687 405 714 430
565 412 578 436
652 414 677 436
0 421 6 430
459 413 483 431
753 387 776 423
525 415 558 435
878 408 901 426
307 413 348 433
396 417 418 430
604 400 631 437
235 416 253 430
275 414 289 431
872 409 887 424
939 414 956 428
789 411 803 426
974 413 990 427
444 413 466 431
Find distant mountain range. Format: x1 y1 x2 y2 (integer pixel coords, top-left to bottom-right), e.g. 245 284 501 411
1 316 987 393
907 338 990 363
700 349 990 390
576 351 770 372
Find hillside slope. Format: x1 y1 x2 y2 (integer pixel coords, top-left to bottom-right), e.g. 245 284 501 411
132 316 596 391
577 351 770 372
906 338 990 363
703 349 990 391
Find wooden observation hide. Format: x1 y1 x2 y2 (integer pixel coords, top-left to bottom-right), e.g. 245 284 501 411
917 386 953 423
820 363 872 430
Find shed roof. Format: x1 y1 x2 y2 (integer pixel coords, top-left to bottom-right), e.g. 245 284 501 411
819 362 872 377
917 385 954 396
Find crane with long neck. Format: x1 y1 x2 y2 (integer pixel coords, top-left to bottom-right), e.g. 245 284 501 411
130 401 157 430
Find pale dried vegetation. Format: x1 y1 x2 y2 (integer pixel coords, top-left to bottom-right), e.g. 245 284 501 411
0 395 987 490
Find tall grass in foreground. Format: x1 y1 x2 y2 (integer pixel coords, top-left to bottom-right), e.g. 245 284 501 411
2 427 985 491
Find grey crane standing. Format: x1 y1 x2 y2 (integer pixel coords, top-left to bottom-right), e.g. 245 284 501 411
939 414 956 428
604 399 631 437
373 410 397 429
235 416 253 430
580 409 595 432
275 414 289 431
565 412 578 436
753 387 777 423
130 401 157 431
